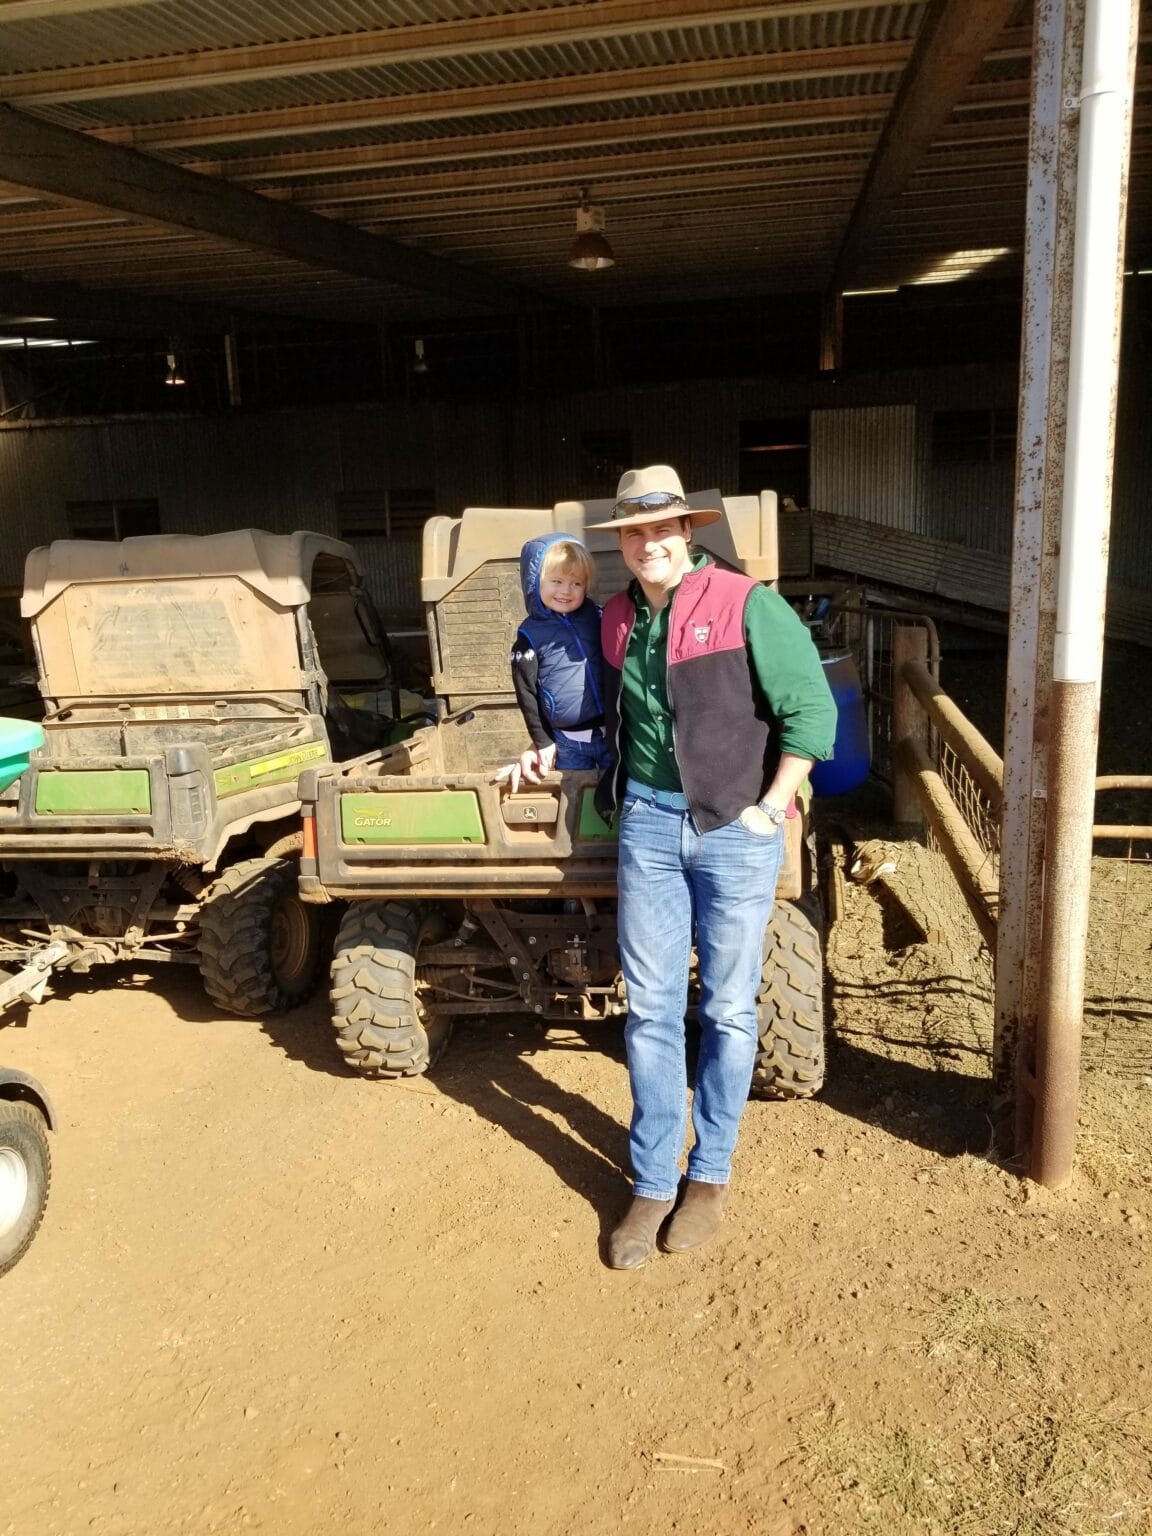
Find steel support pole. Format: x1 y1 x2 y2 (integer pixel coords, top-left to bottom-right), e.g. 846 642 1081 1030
999 0 1137 1179
223 327 241 407
891 626 929 828
1031 0 1137 1187
819 289 843 374
997 0 1075 1113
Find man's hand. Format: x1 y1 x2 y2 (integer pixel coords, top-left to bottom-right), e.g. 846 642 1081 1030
494 742 557 793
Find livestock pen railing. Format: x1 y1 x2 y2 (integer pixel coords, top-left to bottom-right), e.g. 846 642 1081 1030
891 648 1002 951
893 658 1152 919
887 634 1152 1178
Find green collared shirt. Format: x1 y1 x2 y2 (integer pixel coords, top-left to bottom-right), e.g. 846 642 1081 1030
619 569 685 792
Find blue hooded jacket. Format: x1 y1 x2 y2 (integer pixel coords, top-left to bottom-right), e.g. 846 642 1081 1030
511 533 605 747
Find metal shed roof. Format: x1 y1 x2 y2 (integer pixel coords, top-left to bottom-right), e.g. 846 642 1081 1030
0 0 1146 329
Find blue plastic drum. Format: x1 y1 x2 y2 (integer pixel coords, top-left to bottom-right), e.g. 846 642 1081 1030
810 649 870 796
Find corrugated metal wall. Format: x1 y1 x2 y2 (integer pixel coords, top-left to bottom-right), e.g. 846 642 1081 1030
1 362 1149 616
808 402 1018 556
1110 368 1152 592
925 460 1017 554
0 404 511 613
810 404 923 532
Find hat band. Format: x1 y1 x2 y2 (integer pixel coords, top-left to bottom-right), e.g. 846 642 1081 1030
612 491 688 518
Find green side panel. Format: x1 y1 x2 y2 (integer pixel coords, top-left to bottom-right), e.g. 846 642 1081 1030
214 740 328 797
341 791 486 845
0 756 32 794
35 769 151 815
578 789 618 842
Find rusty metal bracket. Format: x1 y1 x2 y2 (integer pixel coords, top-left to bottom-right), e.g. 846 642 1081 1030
470 899 549 1012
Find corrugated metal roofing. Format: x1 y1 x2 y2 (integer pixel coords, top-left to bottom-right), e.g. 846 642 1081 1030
0 1 1147 327
0 0 572 74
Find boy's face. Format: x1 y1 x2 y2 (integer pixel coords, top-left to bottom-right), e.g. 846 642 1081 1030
540 566 587 613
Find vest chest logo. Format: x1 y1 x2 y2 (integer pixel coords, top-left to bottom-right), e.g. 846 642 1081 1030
693 623 711 644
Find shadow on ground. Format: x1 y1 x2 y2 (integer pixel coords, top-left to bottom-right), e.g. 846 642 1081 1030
434 1021 630 1231
820 1035 999 1160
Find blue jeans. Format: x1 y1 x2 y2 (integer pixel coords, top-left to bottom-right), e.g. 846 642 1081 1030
616 788 785 1200
554 729 615 773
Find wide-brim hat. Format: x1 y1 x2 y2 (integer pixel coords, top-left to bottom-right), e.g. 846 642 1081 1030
585 463 723 531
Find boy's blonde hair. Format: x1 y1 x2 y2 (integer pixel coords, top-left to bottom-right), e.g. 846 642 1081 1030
541 539 595 591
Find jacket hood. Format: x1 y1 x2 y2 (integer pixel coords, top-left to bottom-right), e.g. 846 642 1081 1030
520 532 587 619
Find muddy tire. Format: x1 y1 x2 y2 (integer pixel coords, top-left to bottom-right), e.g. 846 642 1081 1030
329 902 450 1079
750 892 826 1100
199 856 323 1017
0 1101 51 1277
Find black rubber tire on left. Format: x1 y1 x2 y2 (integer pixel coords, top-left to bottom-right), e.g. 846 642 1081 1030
750 891 826 1100
198 855 323 1017
0 1100 51 1277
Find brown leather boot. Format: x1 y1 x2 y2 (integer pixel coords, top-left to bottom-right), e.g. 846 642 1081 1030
606 1194 676 1270
661 1180 728 1252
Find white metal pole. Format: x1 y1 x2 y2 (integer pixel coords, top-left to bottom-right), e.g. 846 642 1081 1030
1054 0 1133 683
1032 0 1137 1187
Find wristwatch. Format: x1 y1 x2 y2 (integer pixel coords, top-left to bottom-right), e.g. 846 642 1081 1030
756 800 788 826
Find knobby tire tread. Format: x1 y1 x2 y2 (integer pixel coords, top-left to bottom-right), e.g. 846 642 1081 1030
199 856 321 1018
329 901 447 1080
751 892 826 1100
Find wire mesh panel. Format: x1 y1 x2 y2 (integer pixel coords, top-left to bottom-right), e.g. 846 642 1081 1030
939 738 1001 890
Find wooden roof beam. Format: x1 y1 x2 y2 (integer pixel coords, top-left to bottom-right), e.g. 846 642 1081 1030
223 102 1027 187
828 0 1024 296
86 44 1033 151
0 105 545 313
273 132 883 203
314 163 869 214
0 0 913 104
0 269 339 333
217 95 895 184
0 0 155 18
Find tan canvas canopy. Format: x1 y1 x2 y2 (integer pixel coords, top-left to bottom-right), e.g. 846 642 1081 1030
21 529 360 619
420 490 779 603
23 529 366 701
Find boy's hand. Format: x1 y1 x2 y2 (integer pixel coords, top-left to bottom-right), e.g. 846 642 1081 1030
495 743 557 793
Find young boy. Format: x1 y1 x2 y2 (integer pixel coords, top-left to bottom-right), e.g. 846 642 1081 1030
503 533 613 786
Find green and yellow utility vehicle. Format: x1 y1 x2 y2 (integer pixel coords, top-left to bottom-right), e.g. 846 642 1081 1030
298 490 826 1098
0 529 402 1017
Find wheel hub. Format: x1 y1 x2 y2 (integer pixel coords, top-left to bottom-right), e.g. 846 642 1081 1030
269 897 311 986
0 1145 29 1238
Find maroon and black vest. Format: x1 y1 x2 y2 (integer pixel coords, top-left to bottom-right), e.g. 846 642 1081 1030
595 563 779 832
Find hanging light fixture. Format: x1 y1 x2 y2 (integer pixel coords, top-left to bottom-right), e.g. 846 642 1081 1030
164 346 185 386
412 337 429 375
567 193 615 272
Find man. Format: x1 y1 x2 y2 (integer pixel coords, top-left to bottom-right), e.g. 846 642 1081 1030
586 465 837 1270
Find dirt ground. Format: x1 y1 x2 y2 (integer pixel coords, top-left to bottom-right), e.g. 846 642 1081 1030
2 826 1150 1536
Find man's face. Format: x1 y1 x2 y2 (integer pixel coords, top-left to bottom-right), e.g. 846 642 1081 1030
618 516 693 590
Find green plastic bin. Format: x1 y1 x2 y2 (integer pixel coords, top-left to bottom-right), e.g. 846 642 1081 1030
0 717 45 793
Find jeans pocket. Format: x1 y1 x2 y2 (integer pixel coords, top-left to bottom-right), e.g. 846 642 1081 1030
620 794 646 822
737 804 783 839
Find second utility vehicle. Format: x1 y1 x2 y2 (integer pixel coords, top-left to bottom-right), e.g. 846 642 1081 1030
299 488 826 1100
